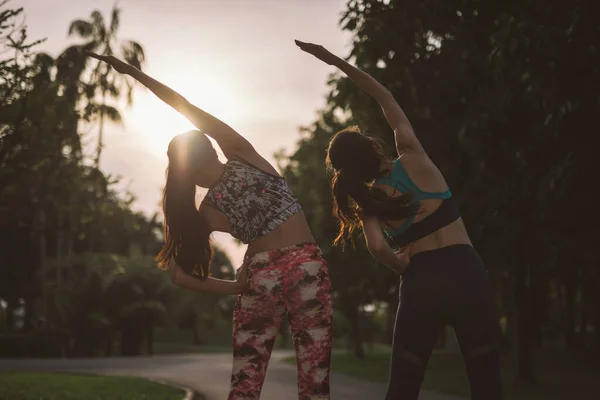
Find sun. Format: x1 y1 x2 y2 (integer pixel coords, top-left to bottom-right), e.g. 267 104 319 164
126 68 242 158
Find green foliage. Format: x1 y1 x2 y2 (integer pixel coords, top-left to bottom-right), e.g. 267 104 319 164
0 331 67 358
0 373 185 400
282 0 599 376
0 1 235 358
68 4 145 166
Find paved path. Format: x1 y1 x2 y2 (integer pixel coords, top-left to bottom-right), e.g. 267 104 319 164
0 350 465 400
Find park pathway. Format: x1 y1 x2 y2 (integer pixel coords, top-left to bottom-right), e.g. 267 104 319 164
0 350 465 400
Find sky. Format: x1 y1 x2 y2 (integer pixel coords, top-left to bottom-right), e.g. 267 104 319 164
13 0 351 266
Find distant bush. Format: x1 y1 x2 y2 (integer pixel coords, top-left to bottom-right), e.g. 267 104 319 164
0 330 69 358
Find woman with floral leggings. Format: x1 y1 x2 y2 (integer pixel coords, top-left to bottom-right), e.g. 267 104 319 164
88 52 333 400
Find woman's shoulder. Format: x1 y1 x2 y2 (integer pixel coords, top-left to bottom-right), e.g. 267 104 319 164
397 150 448 192
227 150 282 178
396 148 434 167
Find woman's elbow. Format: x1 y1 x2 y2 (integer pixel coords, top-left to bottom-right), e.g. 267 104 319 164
382 87 394 99
170 266 183 286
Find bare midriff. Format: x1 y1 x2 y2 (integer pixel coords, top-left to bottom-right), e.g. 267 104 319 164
408 216 472 256
245 211 315 258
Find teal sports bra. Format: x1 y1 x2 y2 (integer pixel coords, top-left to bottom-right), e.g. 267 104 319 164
374 158 452 237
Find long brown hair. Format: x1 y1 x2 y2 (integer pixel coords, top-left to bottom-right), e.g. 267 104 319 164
155 131 216 279
326 127 417 247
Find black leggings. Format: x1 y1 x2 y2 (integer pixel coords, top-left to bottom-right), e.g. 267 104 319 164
385 244 503 400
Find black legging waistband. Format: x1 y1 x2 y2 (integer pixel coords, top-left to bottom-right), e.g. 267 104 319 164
403 244 476 277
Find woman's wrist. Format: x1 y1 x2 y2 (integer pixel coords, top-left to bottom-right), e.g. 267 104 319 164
231 275 250 295
391 258 408 275
230 280 242 295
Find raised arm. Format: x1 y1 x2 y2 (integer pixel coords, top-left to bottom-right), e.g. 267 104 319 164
86 52 253 158
170 264 248 295
295 40 423 154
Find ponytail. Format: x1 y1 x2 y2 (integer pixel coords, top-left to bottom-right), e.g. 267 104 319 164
156 166 213 279
331 169 417 247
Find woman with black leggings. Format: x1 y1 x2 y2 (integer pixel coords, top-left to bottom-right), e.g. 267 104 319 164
296 40 503 400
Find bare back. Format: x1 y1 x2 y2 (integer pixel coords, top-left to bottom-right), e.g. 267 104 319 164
373 151 472 255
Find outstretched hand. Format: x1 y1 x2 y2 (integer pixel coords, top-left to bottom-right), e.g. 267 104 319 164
294 40 336 65
85 51 134 74
235 264 250 294
394 244 413 274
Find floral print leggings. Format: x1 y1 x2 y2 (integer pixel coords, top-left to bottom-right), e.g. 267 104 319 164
228 242 333 400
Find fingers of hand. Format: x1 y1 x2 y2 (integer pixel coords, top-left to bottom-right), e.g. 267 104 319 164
86 52 109 63
236 265 249 282
294 39 319 53
237 267 250 291
395 244 412 258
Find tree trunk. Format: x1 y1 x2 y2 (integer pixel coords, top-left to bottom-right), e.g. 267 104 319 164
38 208 47 324
192 314 201 345
147 325 154 355
516 261 536 384
56 211 63 286
89 101 106 253
120 330 130 356
5 299 15 331
104 331 113 357
532 266 544 350
67 193 75 262
348 306 365 359
564 269 577 349
95 93 106 168
23 297 34 332
594 275 600 356
120 325 143 356
579 267 592 350
579 300 589 350
514 193 542 384
504 274 519 349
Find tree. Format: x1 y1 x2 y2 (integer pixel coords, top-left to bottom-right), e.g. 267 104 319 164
280 0 598 381
68 5 145 167
0 0 53 332
0 3 167 361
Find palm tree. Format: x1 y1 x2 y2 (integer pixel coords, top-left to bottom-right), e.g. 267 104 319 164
68 5 145 167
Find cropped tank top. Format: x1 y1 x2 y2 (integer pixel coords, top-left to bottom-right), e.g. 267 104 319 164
374 158 461 248
203 157 302 244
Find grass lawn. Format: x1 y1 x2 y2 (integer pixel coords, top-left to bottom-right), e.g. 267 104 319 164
284 345 600 400
0 372 186 400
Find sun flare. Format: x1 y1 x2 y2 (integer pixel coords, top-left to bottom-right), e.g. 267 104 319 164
127 68 242 158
